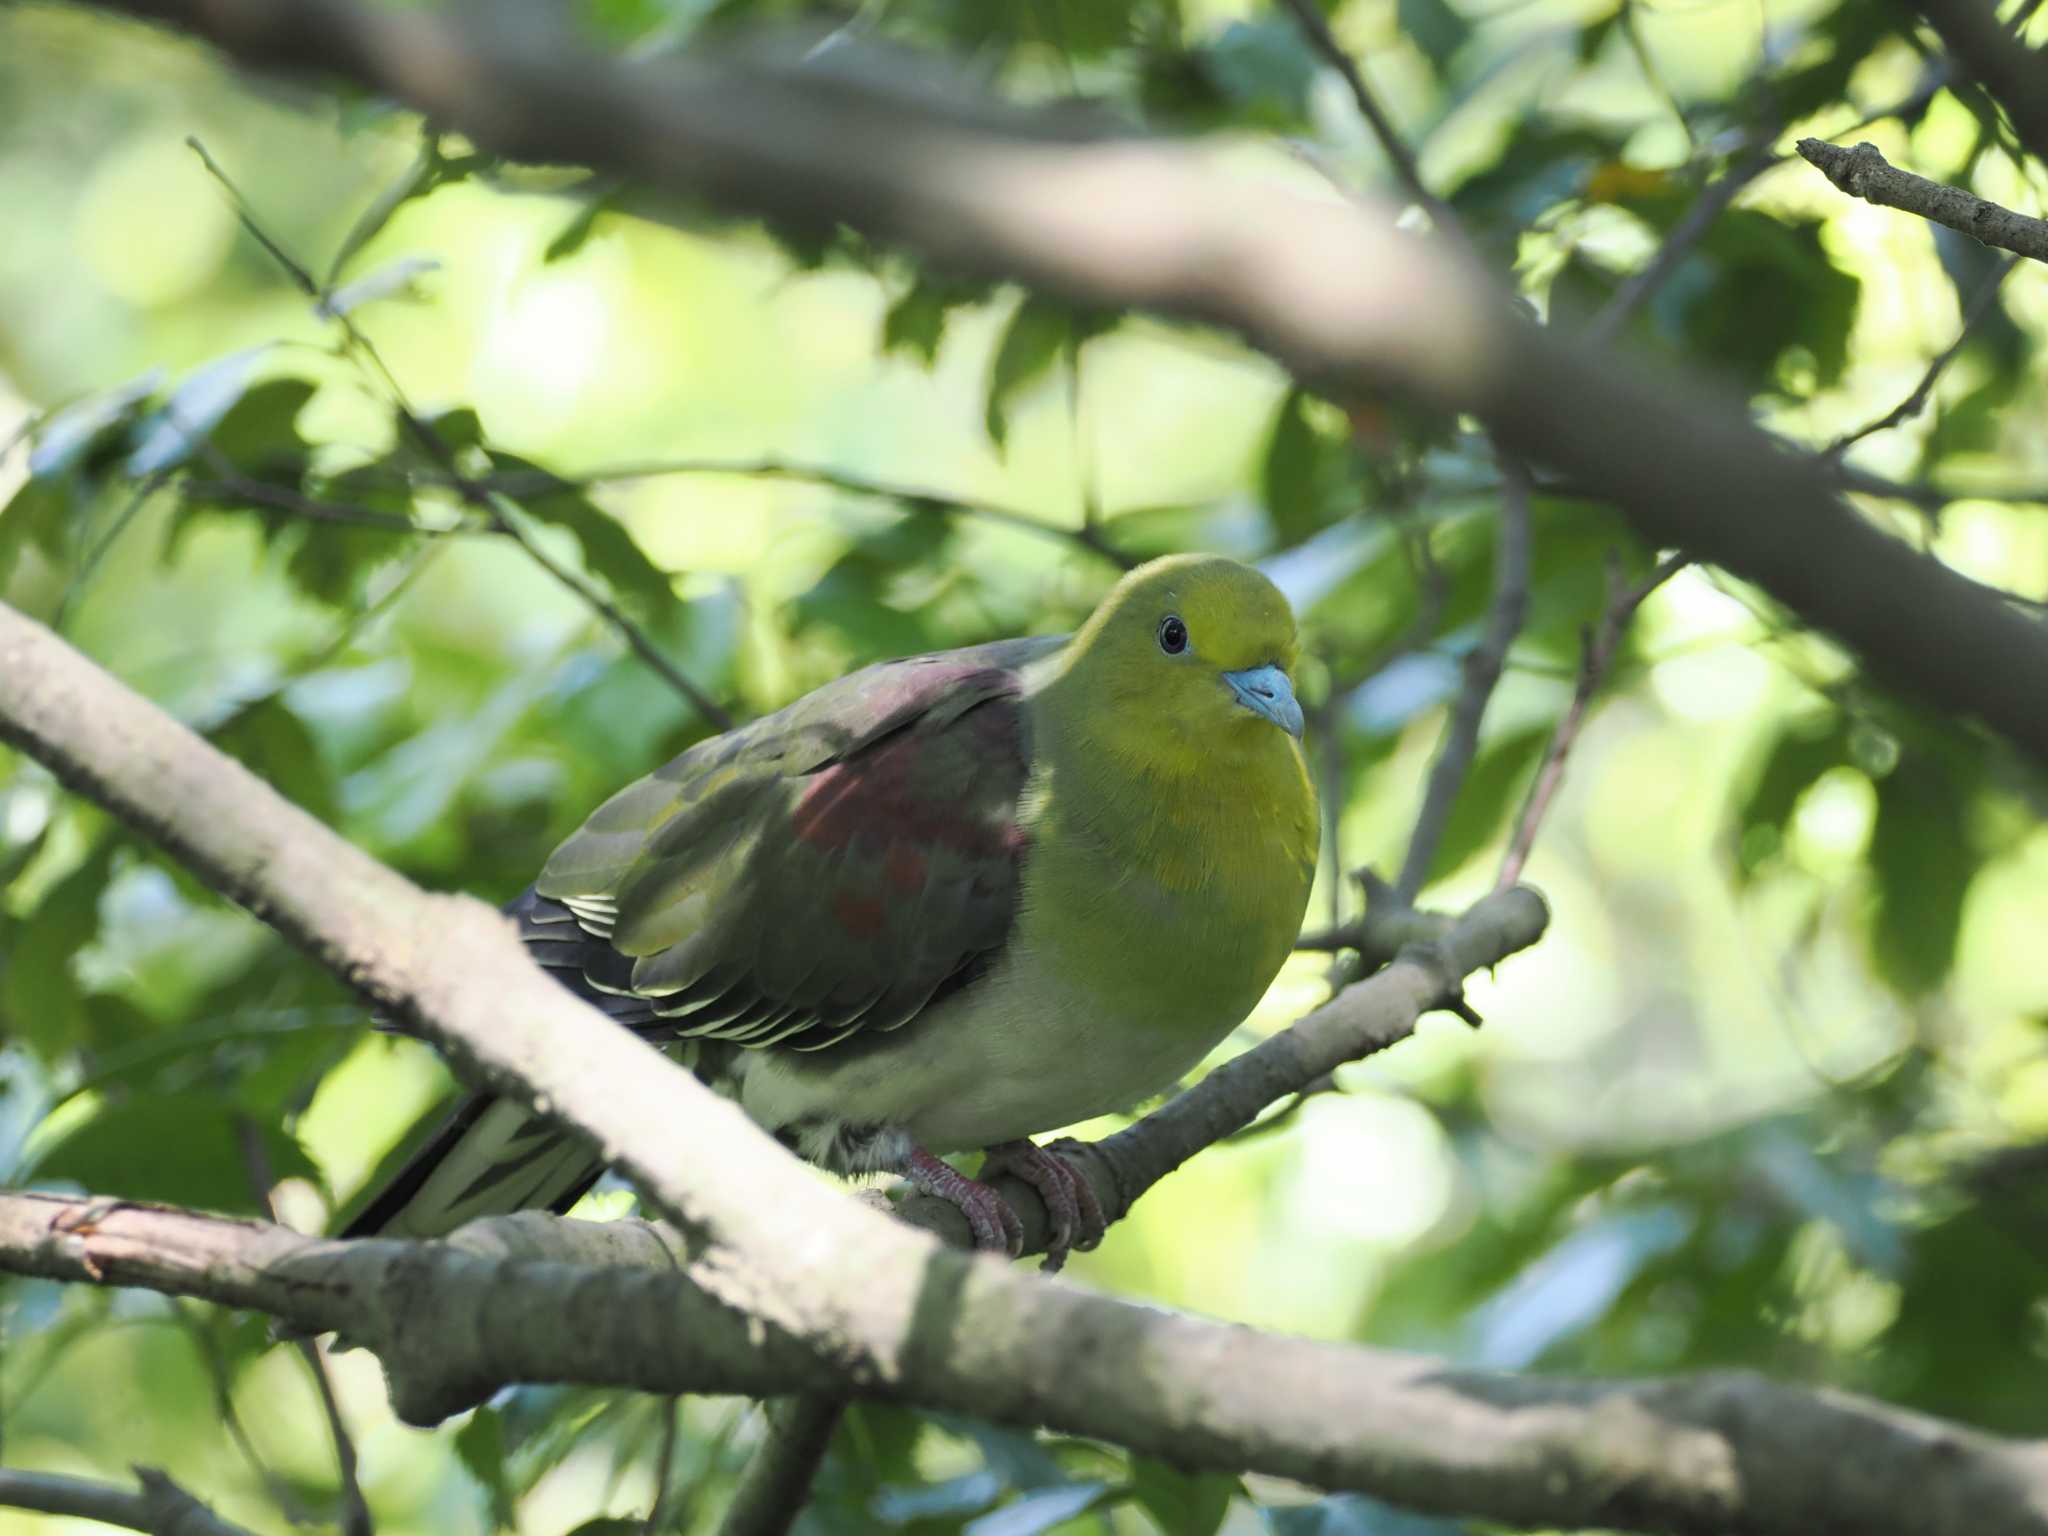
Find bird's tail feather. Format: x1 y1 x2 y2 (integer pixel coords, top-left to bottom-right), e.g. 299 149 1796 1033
337 1094 605 1239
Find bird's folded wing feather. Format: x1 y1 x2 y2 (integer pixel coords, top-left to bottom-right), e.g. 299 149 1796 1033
529 636 1058 1053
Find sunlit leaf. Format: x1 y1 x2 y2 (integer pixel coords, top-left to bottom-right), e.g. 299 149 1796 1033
27 1090 318 1212
1130 1460 1237 1536
963 1481 1110 1536
127 348 274 477
317 255 440 319
27 371 164 480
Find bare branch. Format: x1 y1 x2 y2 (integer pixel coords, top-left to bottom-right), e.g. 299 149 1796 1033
716 1398 846 1536
1829 253 2018 456
10 1191 2048 1536
1496 551 1689 889
1275 0 1466 248
1589 134 1780 346
1393 457 1532 904
0 1466 261 1536
1797 139 2048 263
474 456 1136 569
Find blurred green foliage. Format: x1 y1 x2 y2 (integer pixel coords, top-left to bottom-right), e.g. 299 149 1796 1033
3 0 2048 1532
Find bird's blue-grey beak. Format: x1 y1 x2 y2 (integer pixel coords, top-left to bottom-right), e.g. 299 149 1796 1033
1223 664 1304 739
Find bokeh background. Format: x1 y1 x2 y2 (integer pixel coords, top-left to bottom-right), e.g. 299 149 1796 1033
4 0 2048 1531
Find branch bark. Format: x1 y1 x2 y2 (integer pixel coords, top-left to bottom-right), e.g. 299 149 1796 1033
72 0 2048 772
0 1467 260 1536
11 1191 2048 1536
1797 138 2048 263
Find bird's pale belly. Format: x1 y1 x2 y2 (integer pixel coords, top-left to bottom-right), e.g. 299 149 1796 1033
721 935 1253 1170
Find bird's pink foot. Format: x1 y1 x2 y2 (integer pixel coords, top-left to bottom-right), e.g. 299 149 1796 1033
981 1138 1107 1273
906 1146 1022 1257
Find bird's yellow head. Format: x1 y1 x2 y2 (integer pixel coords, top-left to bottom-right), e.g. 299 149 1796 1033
1056 553 1305 778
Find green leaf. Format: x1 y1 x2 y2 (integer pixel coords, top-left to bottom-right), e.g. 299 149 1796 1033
1669 211 1860 389
211 697 338 825
1427 724 1551 882
127 347 273 477
456 1405 518 1531
28 1091 317 1212
0 477 74 585
28 371 164 479
883 276 987 366
1731 712 1849 881
559 1522 644 1536
1399 0 1470 72
317 255 439 319
1130 1460 1237 1536
873 1469 1006 1525
4 840 118 1060
205 378 317 478
492 456 675 611
985 297 1107 451
1200 19 1320 129
964 1482 1110 1536
1266 1493 1468 1534
1868 748 1977 994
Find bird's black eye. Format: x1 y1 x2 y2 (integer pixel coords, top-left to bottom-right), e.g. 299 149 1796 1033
1157 615 1189 655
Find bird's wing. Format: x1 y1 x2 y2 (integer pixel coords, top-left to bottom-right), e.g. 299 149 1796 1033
531 635 1058 1053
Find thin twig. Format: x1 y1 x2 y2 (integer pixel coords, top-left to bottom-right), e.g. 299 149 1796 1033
184 473 444 533
1827 254 2018 456
0 1468 261 1536
1495 550 1689 889
1276 0 1470 253
715 1396 846 1536
644 1396 683 1534
1797 139 2048 264
173 1297 321 1526
238 1117 373 1536
474 456 1135 569
1588 133 1780 346
1394 458 1533 903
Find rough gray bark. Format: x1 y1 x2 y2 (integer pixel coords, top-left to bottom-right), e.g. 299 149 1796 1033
1798 138 2048 263
10 1192 2048 1536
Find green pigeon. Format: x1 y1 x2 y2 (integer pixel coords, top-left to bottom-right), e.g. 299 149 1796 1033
343 553 1317 1266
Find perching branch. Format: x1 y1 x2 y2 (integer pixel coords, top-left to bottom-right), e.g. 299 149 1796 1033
0 1467 261 1536
1796 139 2048 264
5 544 2037 1536
11 1190 2048 1536
77 0 2048 769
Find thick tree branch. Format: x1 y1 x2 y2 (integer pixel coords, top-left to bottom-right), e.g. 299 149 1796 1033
71 0 2048 771
0 1466 260 1536
4 528 2041 1536
1798 139 2048 263
9 1192 2048 1536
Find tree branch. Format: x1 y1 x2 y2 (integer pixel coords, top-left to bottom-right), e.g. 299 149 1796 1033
1393 457 1531 904
73 0 2048 770
716 1397 847 1536
1797 139 2048 263
1496 551 1689 889
0 1466 261 1536
10 1191 2048 1536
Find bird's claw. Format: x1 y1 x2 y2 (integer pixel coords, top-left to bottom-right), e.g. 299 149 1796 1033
982 1138 1108 1273
907 1146 1023 1257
